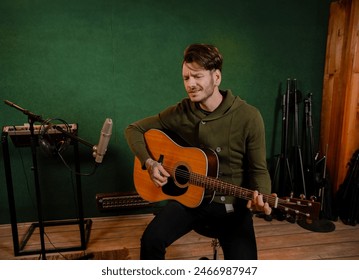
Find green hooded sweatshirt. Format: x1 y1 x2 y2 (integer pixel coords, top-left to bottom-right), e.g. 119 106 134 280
125 89 271 195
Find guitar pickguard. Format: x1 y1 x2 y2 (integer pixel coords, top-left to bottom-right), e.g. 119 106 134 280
163 162 191 197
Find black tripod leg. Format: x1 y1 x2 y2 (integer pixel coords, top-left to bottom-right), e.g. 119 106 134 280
271 155 281 194
285 158 294 195
297 146 307 198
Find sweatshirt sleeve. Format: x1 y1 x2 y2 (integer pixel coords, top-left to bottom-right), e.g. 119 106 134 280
124 115 165 168
245 111 272 195
124 101 189 167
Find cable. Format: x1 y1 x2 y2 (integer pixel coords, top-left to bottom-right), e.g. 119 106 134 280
57 151 98 176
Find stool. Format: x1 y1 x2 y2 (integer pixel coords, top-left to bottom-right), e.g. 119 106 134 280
193 221 221 260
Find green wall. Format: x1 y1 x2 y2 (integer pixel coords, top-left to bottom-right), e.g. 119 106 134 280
0 0 331 224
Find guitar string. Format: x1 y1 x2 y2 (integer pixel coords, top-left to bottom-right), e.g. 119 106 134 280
189 171 307 215
162 164 277 202
160 164 313 217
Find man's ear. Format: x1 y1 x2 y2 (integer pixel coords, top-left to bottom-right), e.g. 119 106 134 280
214 69 222 86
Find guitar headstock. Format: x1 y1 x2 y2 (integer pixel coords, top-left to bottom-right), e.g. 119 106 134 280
277 197 321 220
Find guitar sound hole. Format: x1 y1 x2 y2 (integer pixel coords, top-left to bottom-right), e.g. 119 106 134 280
174 165 190 186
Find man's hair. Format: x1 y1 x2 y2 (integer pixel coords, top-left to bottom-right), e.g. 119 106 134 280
183 44 223 72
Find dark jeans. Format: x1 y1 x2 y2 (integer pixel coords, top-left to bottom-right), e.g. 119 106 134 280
140 200 258 260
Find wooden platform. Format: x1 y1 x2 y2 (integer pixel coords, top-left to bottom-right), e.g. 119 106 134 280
0 214 358 260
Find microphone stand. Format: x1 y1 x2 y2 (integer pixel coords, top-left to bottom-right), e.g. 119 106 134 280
4 100 94 149
293 79 306 197
272 79 293 197
4 100 95 259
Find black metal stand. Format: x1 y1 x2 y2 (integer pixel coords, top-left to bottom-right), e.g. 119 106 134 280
28 116 47 259
2 126 92 258
292 79 307 198
272 79 294 197
297 94 335 233
272 79 307 198
2 102 94 258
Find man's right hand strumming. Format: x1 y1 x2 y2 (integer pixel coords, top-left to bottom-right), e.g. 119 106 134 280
145 158 170 187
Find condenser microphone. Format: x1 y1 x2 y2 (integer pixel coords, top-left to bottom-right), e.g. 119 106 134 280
93 118 113 164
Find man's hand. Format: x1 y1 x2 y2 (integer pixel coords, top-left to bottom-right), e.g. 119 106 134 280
246 190 273 215
145 158 170 187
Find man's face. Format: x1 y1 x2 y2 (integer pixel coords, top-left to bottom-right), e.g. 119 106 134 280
182 61 220 104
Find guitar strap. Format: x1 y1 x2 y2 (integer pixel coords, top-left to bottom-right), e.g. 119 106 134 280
212 195 237 204
212 195 236 213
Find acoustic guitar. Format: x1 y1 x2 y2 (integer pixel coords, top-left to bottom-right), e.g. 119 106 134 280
133 129 320 220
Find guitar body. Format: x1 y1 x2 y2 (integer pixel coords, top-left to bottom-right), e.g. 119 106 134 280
133 129 219 208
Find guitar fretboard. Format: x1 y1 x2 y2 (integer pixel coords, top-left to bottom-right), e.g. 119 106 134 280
189 172 279 208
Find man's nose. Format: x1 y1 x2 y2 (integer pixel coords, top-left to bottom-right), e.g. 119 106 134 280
186 77 196 87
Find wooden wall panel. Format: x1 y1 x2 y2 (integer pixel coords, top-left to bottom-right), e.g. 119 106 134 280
320 0 359 191
320 1 348 190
